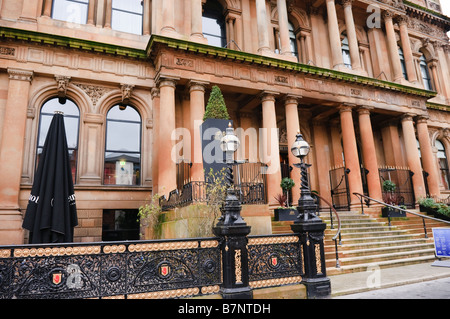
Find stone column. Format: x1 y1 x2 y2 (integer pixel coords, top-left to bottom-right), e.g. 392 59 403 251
161 0 176 35
255 0 271 54
104 0 112 28
339 105 363 206
325 0 345 70
151 88 160 193
87 0 96 25
383 11 404 82
401 114 426 201
284 95 302 203
277 0 292 56
416 116 440 198
158 77 178 196
261 92 282 207
397 15 418 83
342 0 362 71
191 0 207 43
357 106 383 202
19 0 39 22
428 59 442 94
143 0 151 35
42 0 53 17
0 68 33 244
312 120 332 204
189 80 208 182
226 16 236 49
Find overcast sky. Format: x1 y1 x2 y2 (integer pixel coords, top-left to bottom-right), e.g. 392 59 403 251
443 0 450 36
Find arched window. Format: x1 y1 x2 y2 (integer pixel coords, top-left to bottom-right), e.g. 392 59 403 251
37 98 80 183
288 21 298 58
436 140 449 189
111 0 144 35
52 0 89 24
399 47 408 81
104 105 141 186
419 54 432 90
341 35 352 69
202 0 226 47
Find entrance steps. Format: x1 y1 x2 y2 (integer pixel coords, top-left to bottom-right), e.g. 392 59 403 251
271 210 448 276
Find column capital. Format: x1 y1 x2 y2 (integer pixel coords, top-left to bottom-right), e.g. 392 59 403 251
260 91 279 102
396 15 409 26
400 113 416 122
340 0 353 8
415 115 429 124
188 80 209 93
8 68 33 82
284 94 302 105
357 105 373 115
339 103 356 113
151 87 160 99
156 75 179 88
382 10 396 22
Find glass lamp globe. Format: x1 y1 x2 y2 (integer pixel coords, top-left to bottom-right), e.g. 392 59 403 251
291 132 310 159
220 122 240 153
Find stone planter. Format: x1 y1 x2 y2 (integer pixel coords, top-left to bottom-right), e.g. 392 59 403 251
199 118 232 181
381 207 406 218
274 208 298 221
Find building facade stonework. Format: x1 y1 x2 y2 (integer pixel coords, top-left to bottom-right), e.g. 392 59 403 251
0 0 448 244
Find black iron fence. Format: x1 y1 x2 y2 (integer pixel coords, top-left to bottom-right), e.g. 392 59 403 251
0 231 322 299
329 166 350 211
378 167 415 209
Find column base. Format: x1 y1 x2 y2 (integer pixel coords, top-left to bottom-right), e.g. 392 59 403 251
160 27 181 39
302 277 332 299
0 209 24 245
190 33 208 44
220 286 253 299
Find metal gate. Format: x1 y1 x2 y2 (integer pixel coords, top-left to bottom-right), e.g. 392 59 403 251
329 167 350 211
378 167 415 209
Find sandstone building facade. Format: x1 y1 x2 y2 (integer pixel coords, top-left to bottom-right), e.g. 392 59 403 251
0 0 448 244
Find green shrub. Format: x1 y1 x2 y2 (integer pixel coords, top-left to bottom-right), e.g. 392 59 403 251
418 197 436 208
382 180 396 192
203 85 230 120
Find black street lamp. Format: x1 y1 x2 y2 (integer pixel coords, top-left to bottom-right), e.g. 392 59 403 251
213 122 252 299
291 132 321 222
290 131 331 299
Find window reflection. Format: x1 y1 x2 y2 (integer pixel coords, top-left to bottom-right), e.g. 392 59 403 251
419 54 432 91
202 0 226 47
104 105 141 186
52 0 89 24
111 0 143 35
399 47 408 81
341 35 352 69
436 140 450 189
37 98 80 183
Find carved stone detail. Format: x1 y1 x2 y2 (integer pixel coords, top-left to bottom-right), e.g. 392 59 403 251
73 83 112 106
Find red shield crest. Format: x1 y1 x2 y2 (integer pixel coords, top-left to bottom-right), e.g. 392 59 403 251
52 273 62 285
271 257 278 267
159 265 170 277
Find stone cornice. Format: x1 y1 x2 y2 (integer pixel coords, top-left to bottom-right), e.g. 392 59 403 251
147 35 437 99
0 26 147 59
403 1 450 30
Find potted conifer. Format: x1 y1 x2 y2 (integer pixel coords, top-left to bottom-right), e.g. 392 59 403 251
274 178 297 221
381 180 406 218
199 85 232 182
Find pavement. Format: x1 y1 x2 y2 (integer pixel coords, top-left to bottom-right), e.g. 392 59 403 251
329 259 450 298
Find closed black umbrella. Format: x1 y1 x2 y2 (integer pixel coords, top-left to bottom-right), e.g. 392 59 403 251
22 112 78 244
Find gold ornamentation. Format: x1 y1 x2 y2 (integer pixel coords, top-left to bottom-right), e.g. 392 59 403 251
128 241 199 252
0 249 11 258
315 244 322 275
248 236 299 245
235 249 242 284
200 240 219 248
127 287 200 299
250 276 302 288
13 246 101 258
103 245 126 254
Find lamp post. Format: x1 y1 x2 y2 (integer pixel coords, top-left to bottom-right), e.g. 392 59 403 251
213 122 252 299
290 131 331 299
290 132 321 222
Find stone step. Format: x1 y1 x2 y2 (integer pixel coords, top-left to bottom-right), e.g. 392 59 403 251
326 255 437 276
325 248 435 268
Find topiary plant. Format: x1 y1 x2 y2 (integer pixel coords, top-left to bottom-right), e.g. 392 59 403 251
203 85 230 120
280 177 295 207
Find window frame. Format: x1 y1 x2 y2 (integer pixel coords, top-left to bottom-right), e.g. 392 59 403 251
419 54 433 91
111 0 144 35
104 104 142 186
398 46 408 81
51 0 89 24
36 97 80 184
341 34 352 69
436 140 450 190
202 1 227 48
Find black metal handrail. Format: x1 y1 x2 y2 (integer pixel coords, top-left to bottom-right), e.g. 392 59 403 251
353 192 450 239
315 194 342 268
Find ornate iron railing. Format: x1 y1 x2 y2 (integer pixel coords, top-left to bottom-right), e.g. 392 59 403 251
0 238 222 299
